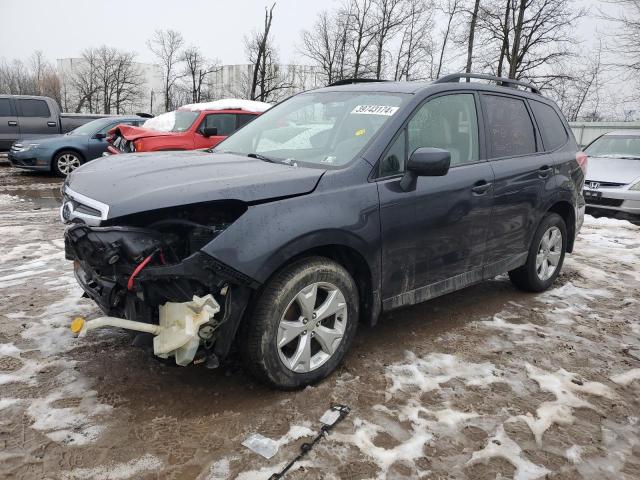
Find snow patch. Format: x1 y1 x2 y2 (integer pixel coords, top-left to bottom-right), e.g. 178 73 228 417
142 111 176 131
611 368 640 386
61 454 162 480
468 424 550 480
180 98 272 113
513 364 616 445
386 352 506 394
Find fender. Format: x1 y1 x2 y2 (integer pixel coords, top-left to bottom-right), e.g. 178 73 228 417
201 167 383 322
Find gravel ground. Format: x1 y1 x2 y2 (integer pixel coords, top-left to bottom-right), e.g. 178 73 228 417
0 165 639 480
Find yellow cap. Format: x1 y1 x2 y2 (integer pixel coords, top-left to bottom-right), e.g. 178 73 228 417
70 317 85 334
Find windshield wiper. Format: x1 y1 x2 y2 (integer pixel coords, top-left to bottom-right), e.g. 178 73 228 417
247 152 281 163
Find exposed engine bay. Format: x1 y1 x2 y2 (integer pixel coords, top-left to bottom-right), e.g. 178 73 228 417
64 201 255 367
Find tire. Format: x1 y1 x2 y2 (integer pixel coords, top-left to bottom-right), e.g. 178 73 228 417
52 150 84 177
241 256 359 390
509 212 567 292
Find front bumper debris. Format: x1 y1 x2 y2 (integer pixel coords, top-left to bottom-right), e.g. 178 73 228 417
72 295 220 366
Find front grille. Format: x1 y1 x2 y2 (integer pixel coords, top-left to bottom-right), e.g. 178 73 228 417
585 180 627 188
585 197 624 207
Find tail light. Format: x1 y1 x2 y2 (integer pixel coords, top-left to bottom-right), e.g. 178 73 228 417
576 151 588 175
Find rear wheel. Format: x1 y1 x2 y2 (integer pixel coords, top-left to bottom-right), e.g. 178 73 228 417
53 150 83 177
241 257 359 389
509 212 567 292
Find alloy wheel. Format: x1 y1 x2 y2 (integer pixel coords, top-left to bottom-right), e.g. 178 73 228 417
57 154 81 175
536 226 562 281
276 282 347 373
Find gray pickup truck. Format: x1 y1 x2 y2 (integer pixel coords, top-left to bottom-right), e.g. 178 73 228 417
0 94 114 151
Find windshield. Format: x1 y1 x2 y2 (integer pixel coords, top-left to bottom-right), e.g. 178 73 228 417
142 110 199 132
214 91 409 167
69 118 115 136
586 135 640 159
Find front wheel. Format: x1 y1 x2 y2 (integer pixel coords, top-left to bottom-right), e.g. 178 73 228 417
509 212 567 292
53 150 83 177
241 257 359 389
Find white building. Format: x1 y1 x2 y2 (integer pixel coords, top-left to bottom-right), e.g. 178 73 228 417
208 64 323 100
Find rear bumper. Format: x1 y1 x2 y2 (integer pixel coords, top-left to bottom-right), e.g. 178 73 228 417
583 186 640 215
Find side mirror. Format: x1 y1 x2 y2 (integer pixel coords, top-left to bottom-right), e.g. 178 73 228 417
399 147 451 191
201 126 218 137
94 132 107 140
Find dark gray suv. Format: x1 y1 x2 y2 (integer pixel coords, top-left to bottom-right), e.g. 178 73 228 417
62 74 586 389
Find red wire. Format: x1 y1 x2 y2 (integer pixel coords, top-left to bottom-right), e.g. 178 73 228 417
127 253 155 291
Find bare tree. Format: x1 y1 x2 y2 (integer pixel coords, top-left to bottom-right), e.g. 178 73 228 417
112 52 144 114
601 0 640 73
372 0 409 79
71 49 100 112
300 10 349 85
247 3 276 100
465 0 482 74
0 59 36 94
435 0 463 78
393 0 435 80
182 46 220 103
346 0 378 78
548 41 606 122
147 29 184 111
478 0 586 80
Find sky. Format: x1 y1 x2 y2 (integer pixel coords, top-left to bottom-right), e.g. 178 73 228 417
0 0 635 118
0 0 618 65
0 0 333 65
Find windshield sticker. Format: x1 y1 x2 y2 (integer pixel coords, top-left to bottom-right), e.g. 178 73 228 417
355 129 366 136
351 105 399 116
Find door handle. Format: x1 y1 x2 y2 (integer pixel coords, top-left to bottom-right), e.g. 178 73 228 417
538 165 552 177
47 121 57 127
471 180 492 195
8 121 17 127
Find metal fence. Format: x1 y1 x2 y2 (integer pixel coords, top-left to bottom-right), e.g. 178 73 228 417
569 122 640 147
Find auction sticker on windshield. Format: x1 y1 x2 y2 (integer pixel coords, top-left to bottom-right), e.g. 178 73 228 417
351 105 399 116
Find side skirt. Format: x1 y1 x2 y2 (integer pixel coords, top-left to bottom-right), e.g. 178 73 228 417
382 252 528 311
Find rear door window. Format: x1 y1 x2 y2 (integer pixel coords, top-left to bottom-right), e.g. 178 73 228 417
0 98 14 116
18 99 51 117
201 114 236 136
530 100 568 151
482 95 536 158
237 114 256 129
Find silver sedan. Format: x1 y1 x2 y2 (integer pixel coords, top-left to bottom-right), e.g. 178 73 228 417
583 130 640 216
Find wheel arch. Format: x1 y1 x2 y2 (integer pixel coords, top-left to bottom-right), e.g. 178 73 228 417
51 147 86 164
546 200 576 252
249 240 381 327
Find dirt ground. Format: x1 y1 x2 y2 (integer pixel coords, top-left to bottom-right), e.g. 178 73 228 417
0 164 639 480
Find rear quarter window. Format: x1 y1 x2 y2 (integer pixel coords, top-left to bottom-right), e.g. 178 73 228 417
0 98 13 116
483 94 536 158
530 100 568 151
18 99 51 118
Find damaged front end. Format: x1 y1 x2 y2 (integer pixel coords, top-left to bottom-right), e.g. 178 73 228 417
64 199 257 367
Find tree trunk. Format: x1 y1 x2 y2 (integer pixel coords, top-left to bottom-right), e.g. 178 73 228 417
497 0 510 77
508 0 527 79
465 0 481 76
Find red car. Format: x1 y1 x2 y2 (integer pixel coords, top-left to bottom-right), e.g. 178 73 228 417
106 99 271 154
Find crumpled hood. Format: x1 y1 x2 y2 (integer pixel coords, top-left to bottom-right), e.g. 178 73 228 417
66 150 326 219
109 124 176 140
586 156 640 185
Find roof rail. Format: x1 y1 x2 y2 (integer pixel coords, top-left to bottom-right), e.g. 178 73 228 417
328 78 389 87
434 73 541 95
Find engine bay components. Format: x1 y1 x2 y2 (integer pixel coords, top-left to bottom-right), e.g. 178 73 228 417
71 294 220 366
